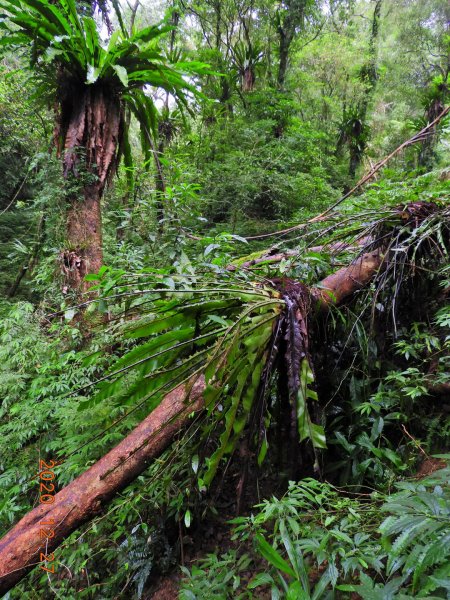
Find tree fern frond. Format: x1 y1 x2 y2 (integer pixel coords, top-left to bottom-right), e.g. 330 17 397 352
380 466 450 591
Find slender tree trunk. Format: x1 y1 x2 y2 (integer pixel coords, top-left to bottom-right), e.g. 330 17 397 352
154 138 166 232
277 30 293 88
116 111 133 243
0 251 384 594
349 147 362 180
151 3 178 231
347 0 382 179
418 94 448 169
129 0 140 33
276 0 305 88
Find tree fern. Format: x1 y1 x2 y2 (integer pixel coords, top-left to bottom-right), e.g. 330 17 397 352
77 269 329 487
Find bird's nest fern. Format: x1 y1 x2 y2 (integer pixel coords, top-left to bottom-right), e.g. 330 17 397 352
76 200 449 486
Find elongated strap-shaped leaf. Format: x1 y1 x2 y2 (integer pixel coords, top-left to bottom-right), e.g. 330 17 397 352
17 0 74 37
202 310 277 485
129 23 174 45
123 90 158 162
109 0 127 37
255 534 297 579
82 15 103 67
296 358 327 449
0 0 88 68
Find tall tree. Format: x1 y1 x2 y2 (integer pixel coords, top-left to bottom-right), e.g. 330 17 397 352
0 0 207 292
417 2 450 168
275 0 320 88
384 0 450 169
336 0 383 180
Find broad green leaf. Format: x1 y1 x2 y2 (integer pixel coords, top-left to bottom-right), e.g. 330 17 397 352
112 64 128 87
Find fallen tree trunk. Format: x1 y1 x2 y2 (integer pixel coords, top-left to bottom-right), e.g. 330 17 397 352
0 250 384 593
312 249 382 307
227 239 368 272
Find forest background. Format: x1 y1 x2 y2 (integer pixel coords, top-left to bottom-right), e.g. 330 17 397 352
0 0 449 598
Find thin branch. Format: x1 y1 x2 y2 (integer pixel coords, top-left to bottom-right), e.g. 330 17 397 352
245 105 450 241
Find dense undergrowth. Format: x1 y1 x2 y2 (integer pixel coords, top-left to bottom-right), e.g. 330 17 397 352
0 173 449 598
0 0 449 597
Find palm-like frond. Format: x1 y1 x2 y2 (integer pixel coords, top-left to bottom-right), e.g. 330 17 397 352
0 0 202 93
0 0 210 182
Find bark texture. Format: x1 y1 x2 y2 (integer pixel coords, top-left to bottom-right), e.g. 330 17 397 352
242 66 256 92
277 0 306 88
59 84 122 291
312 249 383 307
0 376 205 593
0 252 384 593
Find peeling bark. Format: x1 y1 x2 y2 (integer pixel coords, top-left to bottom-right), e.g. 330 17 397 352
0 253 384 593
60 85 122 292
242 66 255 92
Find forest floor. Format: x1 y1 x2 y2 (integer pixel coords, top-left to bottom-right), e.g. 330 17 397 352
145 455 447 599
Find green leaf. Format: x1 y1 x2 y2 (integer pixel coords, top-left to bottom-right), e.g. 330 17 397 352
257 436 268 466
184 510 191 528
112 64 128 87
255 534 296 578
287 581 310 600
109 0 127 37
248 572 275 589
296 359 326 448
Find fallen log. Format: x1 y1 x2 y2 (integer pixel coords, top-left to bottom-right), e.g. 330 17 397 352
312 249 382 307
227 239 368 272
0 250 384 593
245 105 450 241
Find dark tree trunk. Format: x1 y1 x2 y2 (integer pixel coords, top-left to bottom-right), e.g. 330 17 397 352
418 94 448 169
417 4 449 168
276 0 305 88
242 66 256 92
277 30 293 88
342 0 382 180
58 84 122 292
349 146 362 180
